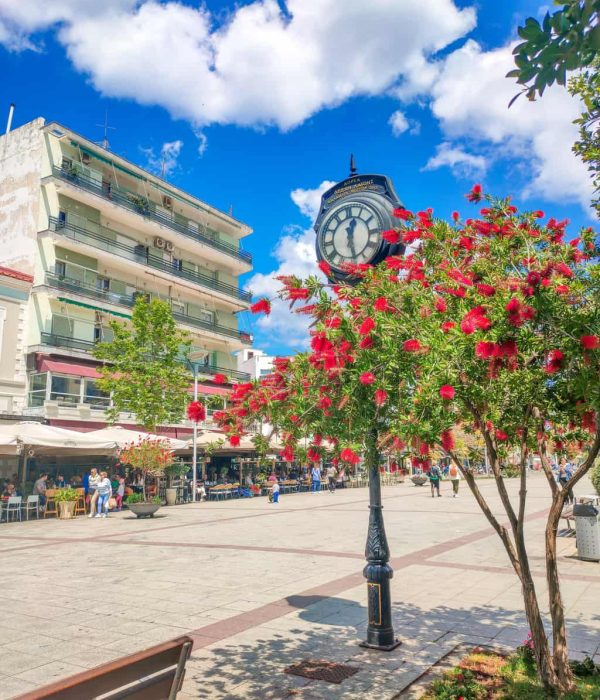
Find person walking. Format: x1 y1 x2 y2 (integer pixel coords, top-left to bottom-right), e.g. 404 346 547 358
311 464 322 493
448 462 461 497
115 477 125 511
429 463 442 498
326 464 338 493
271 480 280 504
558 458 575 505
87 468 101 518
95 471 112 518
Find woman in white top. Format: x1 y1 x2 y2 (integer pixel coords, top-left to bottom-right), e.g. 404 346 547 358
448 462 461 497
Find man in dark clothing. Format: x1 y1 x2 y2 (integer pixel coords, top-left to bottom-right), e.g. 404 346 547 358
429 464 442 497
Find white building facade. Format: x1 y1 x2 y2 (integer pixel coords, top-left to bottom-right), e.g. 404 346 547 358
237 348 275 380
0 118 253 433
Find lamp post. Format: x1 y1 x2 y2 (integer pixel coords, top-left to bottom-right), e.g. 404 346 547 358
360 427 401 650
191 363 198 502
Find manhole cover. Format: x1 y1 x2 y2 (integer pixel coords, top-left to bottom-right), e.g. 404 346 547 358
284 659 359 684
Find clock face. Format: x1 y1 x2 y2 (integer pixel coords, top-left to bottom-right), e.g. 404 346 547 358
317 200 383 269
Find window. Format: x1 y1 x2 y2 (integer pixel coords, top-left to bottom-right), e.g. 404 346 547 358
58 211 67 227
55 260 66 277
50 375 82 406
96 276 110 292
27 373 48 408
171 301 185 315
172 258 183 272
84 379 110 409
94 326 102 343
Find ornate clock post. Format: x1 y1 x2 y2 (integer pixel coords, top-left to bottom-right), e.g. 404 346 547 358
314 158 403 651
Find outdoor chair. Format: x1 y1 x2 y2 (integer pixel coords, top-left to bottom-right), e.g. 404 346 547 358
4 496 22 522
44 489 58 518
73 488 86 516
21 495 40 520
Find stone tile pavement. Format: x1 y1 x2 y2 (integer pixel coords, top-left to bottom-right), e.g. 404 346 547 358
0 474 598 698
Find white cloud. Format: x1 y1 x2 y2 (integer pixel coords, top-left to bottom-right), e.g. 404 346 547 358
0 0 476 130
141 139 183 177
427 40 593 210
196 131 208 157
290 180 335 220
389 110 409 136
423 141 487 178
246 181 331 350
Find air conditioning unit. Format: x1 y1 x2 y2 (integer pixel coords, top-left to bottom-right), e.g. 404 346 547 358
164 240 174 253
162 195 173 209
81 153 91 165
154 237 165 249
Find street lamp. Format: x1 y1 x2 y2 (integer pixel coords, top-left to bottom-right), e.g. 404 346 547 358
188 353 206 503
360 431 401 650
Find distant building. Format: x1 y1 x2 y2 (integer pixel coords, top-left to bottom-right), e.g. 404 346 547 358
236 348 275 380
0 117 253 432
0 267 32 417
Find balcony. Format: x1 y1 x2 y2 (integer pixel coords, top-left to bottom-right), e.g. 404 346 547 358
42 272 252 344
49 166 252 265
39 332 251 381
47 217 251 305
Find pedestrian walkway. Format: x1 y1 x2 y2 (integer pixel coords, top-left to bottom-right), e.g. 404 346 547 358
0 475 597 699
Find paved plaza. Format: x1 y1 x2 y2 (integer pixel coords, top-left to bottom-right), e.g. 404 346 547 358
0 475 598 699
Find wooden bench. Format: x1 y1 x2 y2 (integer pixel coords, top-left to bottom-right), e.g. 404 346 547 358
560 507 575 533
16 635 193 700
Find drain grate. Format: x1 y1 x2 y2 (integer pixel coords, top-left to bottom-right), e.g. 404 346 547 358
284 659 360 684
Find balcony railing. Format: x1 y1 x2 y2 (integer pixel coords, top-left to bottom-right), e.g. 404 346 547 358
48 217 251 304
39 332 251 381
42 272 252 343
50 166 252 265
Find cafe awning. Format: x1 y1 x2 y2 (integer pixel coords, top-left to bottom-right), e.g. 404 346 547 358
39 359 101 379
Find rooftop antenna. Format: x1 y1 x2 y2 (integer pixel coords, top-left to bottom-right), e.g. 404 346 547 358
95 110 116 150
349 153 357 176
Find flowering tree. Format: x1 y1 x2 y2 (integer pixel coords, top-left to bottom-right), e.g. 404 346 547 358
118 437 174 500
218 190 599 694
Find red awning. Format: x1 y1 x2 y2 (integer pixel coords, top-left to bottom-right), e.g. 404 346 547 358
188 383 231 396
39 359 101 379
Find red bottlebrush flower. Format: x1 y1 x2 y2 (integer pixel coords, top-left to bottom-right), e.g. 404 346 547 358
349 298 363 310
452 211 460 222
318 395 333 409
403 339 422 352
520 305 535 321
458 236 474 250
288 287 310 301
495 429 509 441
435 297 447 313
581 335 600 350
393 207 412 220
402 229 422 245
374 389 388 406
475 341 498 359
476 283 496 297
582 410 597 433
382 229 400 244
499 339 518 357
250 298 271 315
359 335 374 349
505 297 521 314
419 442 431 456
544 349 564 374
342 448 361 465
466 184 483 203
533 210 544 219
440 430 455 451
554 262 573 279
229 435 241 447
325 316 342 329
374 296 389 312
318 259 332 277
281 445 294 462
392 437 406 451
555 284 569 295
307 448 321 463
359 317 375 335
213 373 228 384
460 306 491 334
359 372 376 385
186 401 206 423
439 385 455 400
526 271 542 286
313 434 323 446
441 321 455 333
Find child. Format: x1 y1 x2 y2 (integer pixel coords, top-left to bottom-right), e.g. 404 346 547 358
115 477 125 511
271 481 280 504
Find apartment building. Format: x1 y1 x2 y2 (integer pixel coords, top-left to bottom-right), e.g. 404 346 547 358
237 348 275 379
0 117 253 431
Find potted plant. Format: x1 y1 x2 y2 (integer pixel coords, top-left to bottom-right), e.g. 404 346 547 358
125 493 162 518
119 437 173 518
164 462 188 506
54 488 79 519
411 473 428 486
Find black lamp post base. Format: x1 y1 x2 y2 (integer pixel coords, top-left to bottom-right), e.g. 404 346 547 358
359 638 402 651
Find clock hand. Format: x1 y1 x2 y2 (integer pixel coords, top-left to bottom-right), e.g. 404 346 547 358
345 219 357 258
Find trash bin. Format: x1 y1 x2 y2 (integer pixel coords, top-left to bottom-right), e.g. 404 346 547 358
574 497 600 562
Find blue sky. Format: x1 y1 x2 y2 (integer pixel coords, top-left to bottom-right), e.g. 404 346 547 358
0 0 595 355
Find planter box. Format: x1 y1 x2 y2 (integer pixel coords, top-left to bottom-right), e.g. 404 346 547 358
165 488 177 506
411 475 428 486
58 501 76 519
128 503 161 519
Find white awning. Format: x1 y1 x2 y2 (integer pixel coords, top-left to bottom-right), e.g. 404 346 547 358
0 422 118 455
86 426 188 450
